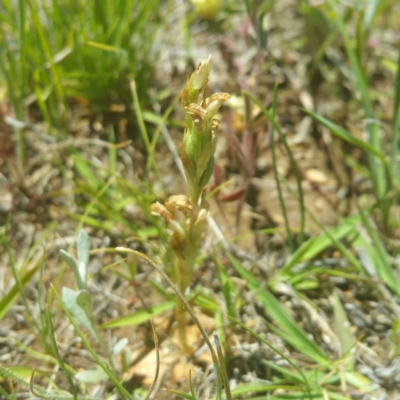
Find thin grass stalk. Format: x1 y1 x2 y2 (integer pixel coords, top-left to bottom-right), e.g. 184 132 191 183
304 108 394 231
18 0 27 92
45 308 78 400
144 319 160 400
269 83 294 252
229 254 328 364
130 80 152 164
303 110 392 185
188 370 197 399
0 364 97 400
130 79 161 181
327 0 386 202
37 244 55 356
228 317 313 399
213 332 232 400
17 0 27 165
29 0 67 129
148 92 181 173
1 45 24 168
214 254 235 319
391 44 400 178
0 263 40 321
5 241 39 332
0 52 18 117
33 68 53 135
0 366 62 400
108 127 117 176
76 176 115 234
15 123 23 170
358 205 400 298
284 180 365 274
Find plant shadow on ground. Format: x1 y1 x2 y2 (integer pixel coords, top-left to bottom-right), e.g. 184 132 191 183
1 0 400 399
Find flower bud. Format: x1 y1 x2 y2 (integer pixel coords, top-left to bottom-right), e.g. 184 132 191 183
180 59 230 204
203 93 231 120
150 202 173 225
181 56 211 109
188 56 211 91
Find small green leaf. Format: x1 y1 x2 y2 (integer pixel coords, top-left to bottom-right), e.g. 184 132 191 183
344 371 374 391
101 301 175 329
331 290 355 368
60 250 85 290
76 229 90 285
75 368 109 383
282 212 362 274
166 389 196 400
62 288 96 338
112 338 129 355
0 264 39 321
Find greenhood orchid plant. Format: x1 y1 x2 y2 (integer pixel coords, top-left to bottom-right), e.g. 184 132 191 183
151 57 230 295
151 57 229 350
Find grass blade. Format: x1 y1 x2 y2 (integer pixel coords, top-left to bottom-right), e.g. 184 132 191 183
229 255 328 364
357 207 400 298
391 44 400 177
100 301 175 329
229 316 313 397
269 83 294 251
281 212 362 275
327 0 385 201
331 290 355 370
0 263 39 321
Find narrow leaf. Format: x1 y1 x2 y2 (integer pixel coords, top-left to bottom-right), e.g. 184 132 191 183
101 301 175 329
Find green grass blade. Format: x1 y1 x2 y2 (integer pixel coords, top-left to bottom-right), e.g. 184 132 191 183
0 263 39 321
304 110 386 163
327 0 370 114
229 255 328 364
29 1 66 126
391 43 400 177
357 207 400 297
263 359 316 385
229 382 303 397
229 316 313 396
327 0 385 201
214 256 236 318
331 290 355 370
100 301 175 329
166 389 196 400
281 212 362 275
130 79 151 155
45 308 78 400
281 181 366 274
269 83 294 251
304 109 392 194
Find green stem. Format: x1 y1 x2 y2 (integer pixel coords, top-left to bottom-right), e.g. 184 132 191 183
175 296 190 353
175 254 196 352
